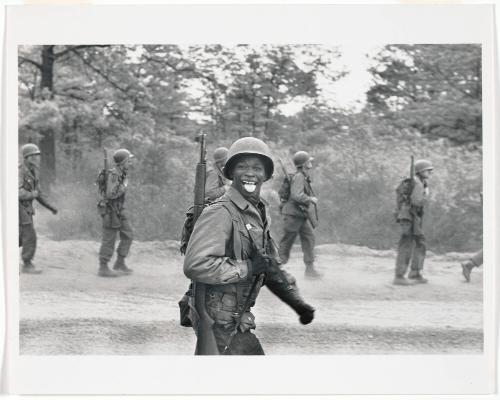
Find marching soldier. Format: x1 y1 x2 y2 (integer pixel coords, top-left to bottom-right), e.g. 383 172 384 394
205 147 230 202
278 151 321 279
393 159 434 285
19 143 58 274
98 149 135 277
184 137 315 355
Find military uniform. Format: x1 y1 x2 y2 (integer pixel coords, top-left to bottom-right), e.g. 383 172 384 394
98 167 133 268
395 176 428 281
279 170 316 271
19 162 57 271
184 186 313 355
205 165 228 202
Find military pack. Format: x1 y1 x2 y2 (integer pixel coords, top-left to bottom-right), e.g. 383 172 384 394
278 172 295 204
395 178 413 221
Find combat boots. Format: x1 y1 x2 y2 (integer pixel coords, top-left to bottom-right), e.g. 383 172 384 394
113 255 133 275
305 264 322 279
392 275 415 286
408 271 428 284
461 260 474 282
21 260 42 274
98 260 119 277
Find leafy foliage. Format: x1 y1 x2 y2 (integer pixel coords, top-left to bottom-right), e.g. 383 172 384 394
19 44 482 252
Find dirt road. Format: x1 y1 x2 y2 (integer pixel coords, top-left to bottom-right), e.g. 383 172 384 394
20 238 483 355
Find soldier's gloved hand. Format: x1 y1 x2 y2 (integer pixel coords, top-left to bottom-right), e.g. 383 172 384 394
296 303 315 325
32 190 39 199
250 249 273 276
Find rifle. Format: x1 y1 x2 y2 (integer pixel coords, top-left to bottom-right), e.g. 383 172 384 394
192 133 220 355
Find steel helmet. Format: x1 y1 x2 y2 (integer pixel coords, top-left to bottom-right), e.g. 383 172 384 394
415 159 434 174
213 147 229 163
113 148 135 164
223 137 274 181
293 151 314 167
21 143 41 158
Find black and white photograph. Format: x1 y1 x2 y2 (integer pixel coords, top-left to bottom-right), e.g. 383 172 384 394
17 42 483 356
1 3 497 396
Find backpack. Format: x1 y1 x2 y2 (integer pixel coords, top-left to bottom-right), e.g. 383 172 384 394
278 173 295 204
180 206 197 255
395 178 413 210
96 169 107 197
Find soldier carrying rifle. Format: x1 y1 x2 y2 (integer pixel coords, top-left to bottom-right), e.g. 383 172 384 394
97 148 135 277
393 157 434 285
19 143 58 274
183 137 315 355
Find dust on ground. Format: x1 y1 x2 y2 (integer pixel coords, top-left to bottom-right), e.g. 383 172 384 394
19 238 483 355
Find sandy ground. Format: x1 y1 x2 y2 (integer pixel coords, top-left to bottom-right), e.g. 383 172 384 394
19 238 483 355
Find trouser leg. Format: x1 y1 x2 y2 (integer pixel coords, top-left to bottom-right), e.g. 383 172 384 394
395 221 413 277
99 227 118 262
410 234 426 273
299 219 315 266
278 215 301 264
20 223 37 262
116 216 133 258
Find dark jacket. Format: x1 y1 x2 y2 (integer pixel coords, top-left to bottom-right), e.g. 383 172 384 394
281 170 314 217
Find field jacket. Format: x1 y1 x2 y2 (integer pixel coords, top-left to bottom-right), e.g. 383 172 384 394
281 170 314 218
184 186 310 330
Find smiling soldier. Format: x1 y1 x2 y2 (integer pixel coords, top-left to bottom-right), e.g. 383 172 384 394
183 137 315 355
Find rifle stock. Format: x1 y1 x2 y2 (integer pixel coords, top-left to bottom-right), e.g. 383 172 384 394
192 133 219 355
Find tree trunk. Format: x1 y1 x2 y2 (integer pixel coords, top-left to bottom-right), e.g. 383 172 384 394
41 46 55 95
39 46 56 190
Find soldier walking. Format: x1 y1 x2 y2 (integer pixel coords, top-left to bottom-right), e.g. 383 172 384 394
278 151 321 279
184 137 315 355
393 159 434 285
19 143 58 274
205 147 229 202
97 149 135 277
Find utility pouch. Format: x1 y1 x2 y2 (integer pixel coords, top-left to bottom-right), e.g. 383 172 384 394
179 289 194 327
396 203 412 222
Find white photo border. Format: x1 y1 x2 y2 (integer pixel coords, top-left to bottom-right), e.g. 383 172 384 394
3 4 497 395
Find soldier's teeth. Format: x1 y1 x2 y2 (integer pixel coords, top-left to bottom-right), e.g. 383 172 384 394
243 183 256 193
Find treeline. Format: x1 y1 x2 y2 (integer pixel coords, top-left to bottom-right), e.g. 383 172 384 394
19 44 482 252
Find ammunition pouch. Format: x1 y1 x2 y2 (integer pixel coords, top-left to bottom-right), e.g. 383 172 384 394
395 203 412 222
178 286 196 328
